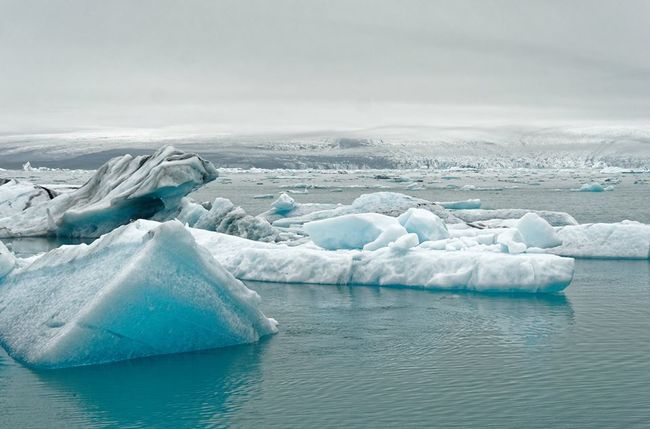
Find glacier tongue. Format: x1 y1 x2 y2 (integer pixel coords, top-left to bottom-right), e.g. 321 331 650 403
0 220 277 369
0 146 218 238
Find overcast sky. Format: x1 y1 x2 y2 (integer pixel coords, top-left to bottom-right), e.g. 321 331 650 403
2 0 650 134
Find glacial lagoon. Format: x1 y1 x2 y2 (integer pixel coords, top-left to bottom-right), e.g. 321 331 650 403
1 170 648 428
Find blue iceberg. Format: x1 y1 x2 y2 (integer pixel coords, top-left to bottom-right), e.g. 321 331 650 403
0 220 277 369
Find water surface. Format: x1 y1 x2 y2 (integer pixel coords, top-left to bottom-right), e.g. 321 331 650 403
1 260 648 428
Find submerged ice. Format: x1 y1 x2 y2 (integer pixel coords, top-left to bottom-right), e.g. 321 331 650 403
0 220 277 369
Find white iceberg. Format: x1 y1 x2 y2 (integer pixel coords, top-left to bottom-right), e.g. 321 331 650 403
452 208 578 226
0 179 55 218
515 213 562 249
272 192 455 227
257 193 339 225
304 213 408 250
0 240 15 278
398 208 449 242
189 227 574 293
0 146 218 238
549 221 650 259
0 220 277 369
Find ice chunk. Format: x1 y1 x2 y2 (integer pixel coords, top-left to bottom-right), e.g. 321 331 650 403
398 208 449 242
189 228 574 293
0 220 277 369
304 213 407 250
0 240 15 278
0 179 54 218
272 192 456 227
388 233 420 252
516 213 562 249
579 182 605 192
549 221 650 259
364 224 410 251
453 208 578 226
183 197 279 242
0 146 218 238
497 229 527 254
271 193 296 213
437 199 481 210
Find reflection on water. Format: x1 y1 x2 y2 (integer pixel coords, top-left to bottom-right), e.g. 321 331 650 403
8 342 269 428
1 261 648 428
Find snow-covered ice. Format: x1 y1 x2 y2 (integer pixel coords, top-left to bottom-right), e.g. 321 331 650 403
189 226 575 293
0 220 277 369
0 240 15 278
452 208 578 227
549 221 650 259
0 146 218 238
398 208 449 242
515 213 562 249
304 213 408 250
272 192 455 227
0 179 54 218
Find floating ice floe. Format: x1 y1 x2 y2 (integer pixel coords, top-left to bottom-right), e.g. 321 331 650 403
437 199 481 210
548 221 650 259
178 197 278 242
0 146 217 238
0 220 277 369
452 208 578 227
257 193 339 225
272 192 455 227
189 226 574 293
579 182 605 192
0 179 55 218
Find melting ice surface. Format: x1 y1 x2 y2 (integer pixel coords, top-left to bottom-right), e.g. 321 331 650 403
0 221 277 368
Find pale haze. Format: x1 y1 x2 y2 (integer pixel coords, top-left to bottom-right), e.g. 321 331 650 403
2 0 650 134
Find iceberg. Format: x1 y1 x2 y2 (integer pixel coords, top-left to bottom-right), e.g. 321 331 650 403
437 199 481 210
0 220 277 369
0 179 55 218
257 193 338 225
549 221 650 259
515 213 562 249
178 197 278 242
0 146 218 238
189 227 574 293
272 192 456 227
579 182 605 192
0 240 15 278
304 213 408 250
398 208 449 242
452 208 578 227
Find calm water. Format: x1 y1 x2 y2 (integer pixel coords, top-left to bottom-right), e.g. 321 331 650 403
1 260 648 428
1 171 649 428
